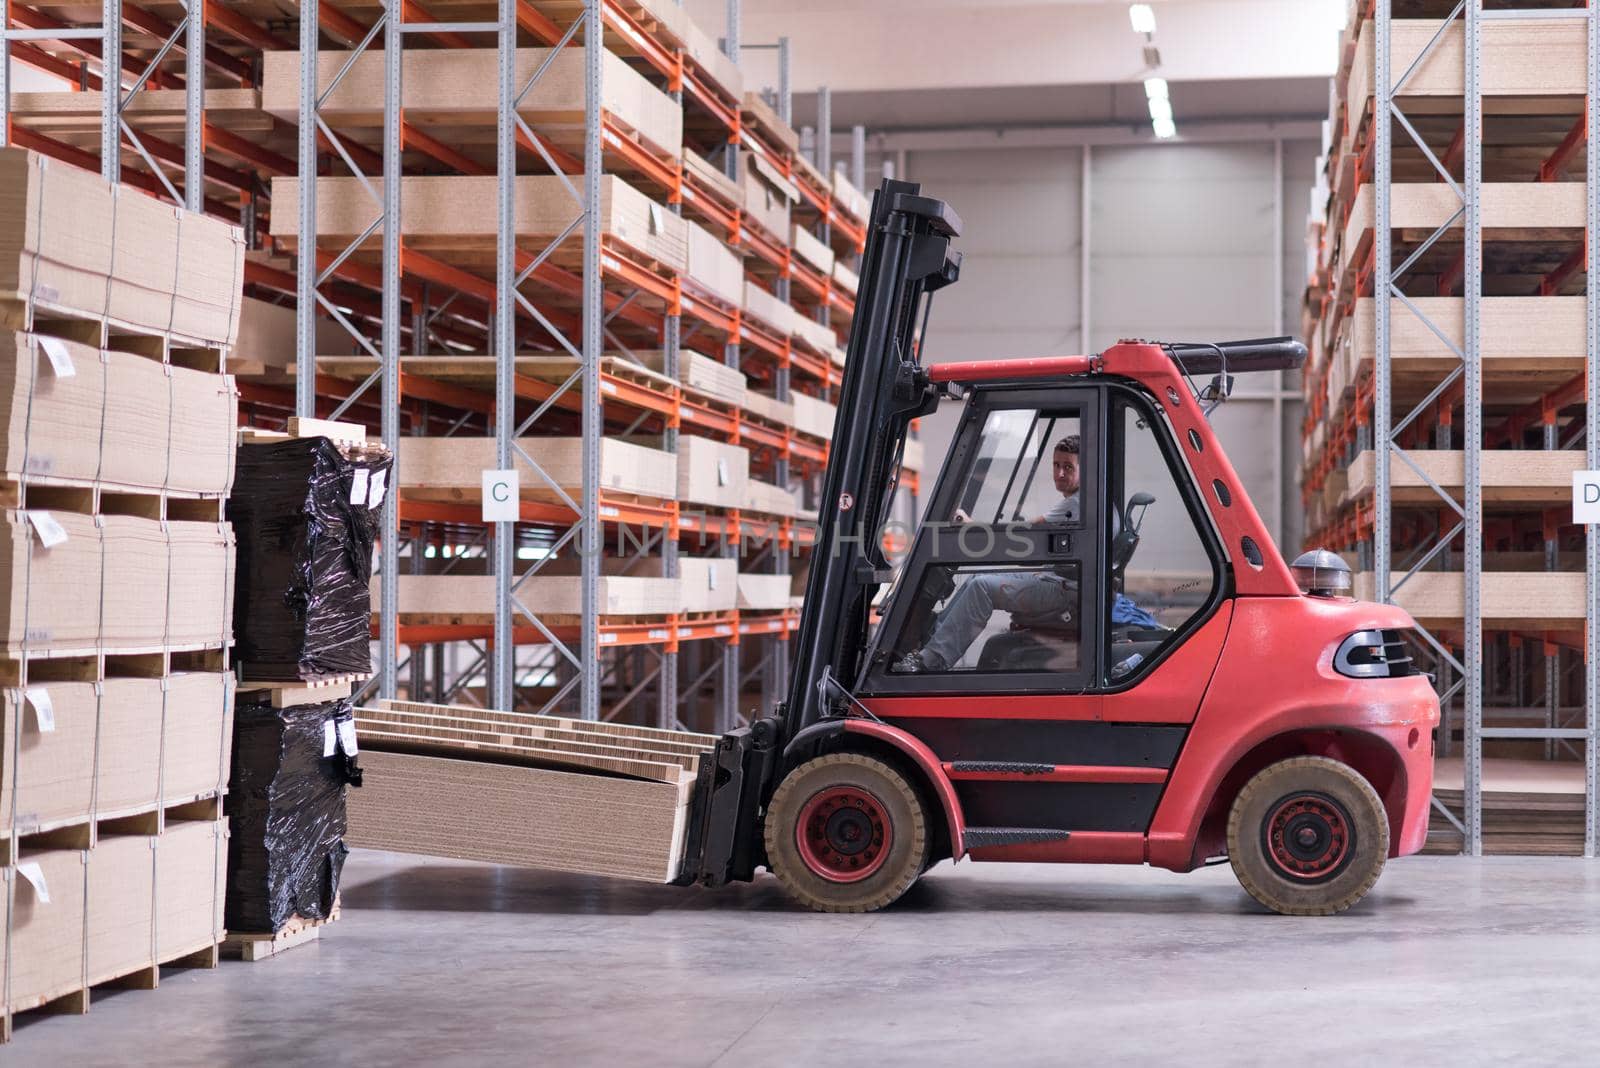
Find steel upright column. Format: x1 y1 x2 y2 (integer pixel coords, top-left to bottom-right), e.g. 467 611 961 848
493 0 517 712
379 2 403 698
777 37 791 126
1462 0 1484 854
851 125 865 193
296 1 320 418
184 1 204 210
1373 0 1392 603
1586 0 1600 856
101 0 119 182
579 0 603 720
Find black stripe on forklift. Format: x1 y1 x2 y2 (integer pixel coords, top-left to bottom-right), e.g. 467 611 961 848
947 761 1056 775
954 780 1166 834
887 717 1186 768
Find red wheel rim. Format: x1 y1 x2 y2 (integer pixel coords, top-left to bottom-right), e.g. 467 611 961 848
795 786 892 883
1262 792 1353 882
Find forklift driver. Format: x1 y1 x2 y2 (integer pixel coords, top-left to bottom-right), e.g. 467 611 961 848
896 435 1089 673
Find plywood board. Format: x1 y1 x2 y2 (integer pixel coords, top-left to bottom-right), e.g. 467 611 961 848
161 672 233 803
0 332 103 484
742 390 793 427
345 749 693 883
741 92 800 156
1 682 97 831
5 847 87 1011
684 218 744 306
746 478 798 519
635 348 746 407
154 818 226 960
0 149 244 347
675 434 748 509
790 392 837 440
270 174 687 274
743 281 794 335
831 169 870 223
791 314 837 356
739 155 791 241
1344 449 1582 505
681 148 742 208
1352 570 1583 628
791 223 835 276
833 260 860 295
0 509 102 651
1341 183 1583 260
398 435 677 502
680 14 744 101
95 678 164 816
373 698 718 747
678 556 737 613
102 354 237 496
737 573 791 611
85 833 155 986
262 48 682 158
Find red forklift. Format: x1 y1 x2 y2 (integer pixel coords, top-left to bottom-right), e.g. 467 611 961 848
677 180 1439 915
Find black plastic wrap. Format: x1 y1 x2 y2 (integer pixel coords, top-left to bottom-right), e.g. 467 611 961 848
226 696 362 933
228 437 392 680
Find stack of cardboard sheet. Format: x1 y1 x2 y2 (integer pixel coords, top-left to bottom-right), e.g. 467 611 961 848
0 148 240 1040
347 700 718 883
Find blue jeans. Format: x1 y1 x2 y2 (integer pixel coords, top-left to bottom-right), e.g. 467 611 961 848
924 572 1076 667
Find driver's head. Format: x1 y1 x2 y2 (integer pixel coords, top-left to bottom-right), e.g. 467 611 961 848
1052 435 1080 496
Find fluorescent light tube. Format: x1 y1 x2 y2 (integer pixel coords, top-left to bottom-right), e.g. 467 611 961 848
1129 4 1157 35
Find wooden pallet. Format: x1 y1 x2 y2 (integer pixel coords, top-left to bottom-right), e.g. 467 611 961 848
222 905 341 963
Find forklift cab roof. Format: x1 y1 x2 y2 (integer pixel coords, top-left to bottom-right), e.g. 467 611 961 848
927 336 1307 386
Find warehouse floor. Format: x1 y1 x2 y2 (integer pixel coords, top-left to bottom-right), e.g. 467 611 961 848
12 850 1600 1065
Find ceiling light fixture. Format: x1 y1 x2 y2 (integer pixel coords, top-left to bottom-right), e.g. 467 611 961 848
1129 4 1157 36
1144 77 1169 100
1152 116 1177 140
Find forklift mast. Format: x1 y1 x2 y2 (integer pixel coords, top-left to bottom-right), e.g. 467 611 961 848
682 179 961 887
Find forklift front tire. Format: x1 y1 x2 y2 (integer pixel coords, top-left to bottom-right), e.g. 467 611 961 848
764 753 930 913
1226 756 1390 916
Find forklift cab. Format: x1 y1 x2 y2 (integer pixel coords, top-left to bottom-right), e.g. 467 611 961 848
862 377 1224 693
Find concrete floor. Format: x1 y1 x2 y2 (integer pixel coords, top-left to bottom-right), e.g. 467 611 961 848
10 851 1600 1066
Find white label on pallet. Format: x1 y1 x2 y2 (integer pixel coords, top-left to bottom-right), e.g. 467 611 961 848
717 458 729 486
649 201 663 235
36 336 75 378
368 469 388 508
1574 472 1600 523
481 469 519 522
323 719 337 757
349 467 371 505
24 687 55 732
24 510 68 548
337 718 359 756
17 861 50 903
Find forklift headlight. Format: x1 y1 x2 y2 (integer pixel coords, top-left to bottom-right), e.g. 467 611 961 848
1334 629 1417 679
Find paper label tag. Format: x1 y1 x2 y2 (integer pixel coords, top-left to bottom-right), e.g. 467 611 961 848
350 467 371 505
1573 471 1600 523
367 469 388 507
25 510 68 548
36 336 75 378
323 719 337 757
716 458 729 487
648 201 663 234
337 718 359 755
24 687 55 732
481 469 519 522
17 861 50 903
707 567 717 590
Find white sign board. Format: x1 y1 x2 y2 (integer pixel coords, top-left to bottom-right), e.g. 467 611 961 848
481 469 520 522
1574 471 1600 524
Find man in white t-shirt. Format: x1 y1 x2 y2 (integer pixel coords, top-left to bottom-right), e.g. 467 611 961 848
896 435 1086 673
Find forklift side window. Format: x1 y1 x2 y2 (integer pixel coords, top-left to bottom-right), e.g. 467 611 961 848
1105 396 1220 683
888 563 1083 674
955 409 1083 526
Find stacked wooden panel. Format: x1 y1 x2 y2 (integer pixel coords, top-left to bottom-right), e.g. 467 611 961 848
1299 2 1591 851
0 149 237 1039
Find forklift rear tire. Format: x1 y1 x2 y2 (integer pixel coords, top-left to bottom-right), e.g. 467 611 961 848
764 753 929 913
1226 756 1389 916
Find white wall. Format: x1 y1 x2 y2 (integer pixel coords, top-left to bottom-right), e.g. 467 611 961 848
905 136 1316 559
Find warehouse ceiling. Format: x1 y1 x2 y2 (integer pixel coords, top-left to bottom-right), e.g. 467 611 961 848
686 0 1344 132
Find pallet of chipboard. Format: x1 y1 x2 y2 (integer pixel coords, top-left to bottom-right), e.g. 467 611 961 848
229 296 348 378
790 314 838 359
742 390 794 429
262 48 682 160
671 434 748 510
678 556 737 613
740 92 800 157
903 437 925 473
0 512 234 653
679 13 744 102
831 169 871 227
0 148 245 348
223 907 339 962
1426 756 1586 855
270 174 688 275
397 434 677 504
1342 449 1582 506
738 154 797 243
379 573 682 621
745 478 798 520
743 281 796 337
0 333 237 498
317 353 679 411
832 260 860 296
684 218 745 308
1345 295 1582 388
681 149 744 213
791 224 835 276
1352 571 1584 629
737 573 791 612
635 348 746 407
790 392 838 441
2 672 232 840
